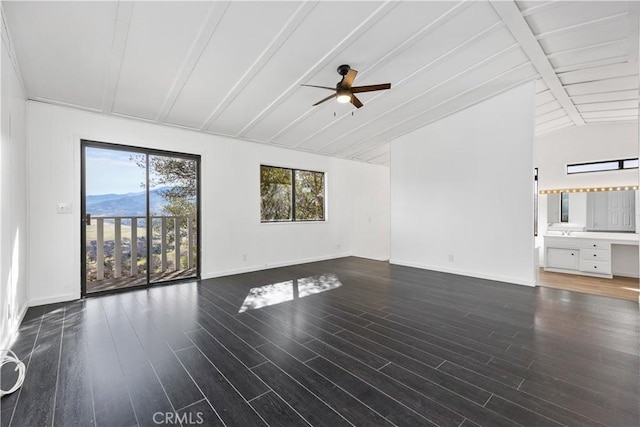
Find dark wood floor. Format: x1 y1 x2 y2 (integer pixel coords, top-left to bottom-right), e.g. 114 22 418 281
1 257 638 426
86 268 198 293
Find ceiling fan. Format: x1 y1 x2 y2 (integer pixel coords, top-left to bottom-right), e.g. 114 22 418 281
302 64 391 109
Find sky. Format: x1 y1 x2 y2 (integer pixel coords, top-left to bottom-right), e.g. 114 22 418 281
85 147 148 195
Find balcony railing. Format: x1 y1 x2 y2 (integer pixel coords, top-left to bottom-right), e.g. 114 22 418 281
86 215 197 288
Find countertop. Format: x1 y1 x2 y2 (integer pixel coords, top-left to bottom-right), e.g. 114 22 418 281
544 232 639 245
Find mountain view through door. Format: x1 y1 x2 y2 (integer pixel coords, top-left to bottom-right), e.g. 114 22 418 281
82 143 199 295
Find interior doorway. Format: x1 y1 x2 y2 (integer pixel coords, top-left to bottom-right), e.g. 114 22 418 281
81 140 200 295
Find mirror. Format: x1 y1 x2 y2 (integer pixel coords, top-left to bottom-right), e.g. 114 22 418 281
546 190 637 233
547 193 560 223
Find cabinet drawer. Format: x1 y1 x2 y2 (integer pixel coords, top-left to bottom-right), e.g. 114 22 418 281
544 238 581 249
580 249 609 261
547 248 579 270
580 260 611 274
581 240 610 250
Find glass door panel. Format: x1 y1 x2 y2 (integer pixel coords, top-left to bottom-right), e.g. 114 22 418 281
148 154 198 284
83 146 148 294
82 142 199 295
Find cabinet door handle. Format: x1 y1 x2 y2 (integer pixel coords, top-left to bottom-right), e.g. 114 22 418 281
593 244 596 247
593 254 596 257
571 253 574 256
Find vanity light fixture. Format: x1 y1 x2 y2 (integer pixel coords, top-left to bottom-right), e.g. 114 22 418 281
539 185 638 194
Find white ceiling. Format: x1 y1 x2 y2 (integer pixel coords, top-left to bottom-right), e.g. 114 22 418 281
2 1 638 166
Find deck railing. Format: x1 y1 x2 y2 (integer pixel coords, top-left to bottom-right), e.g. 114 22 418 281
87 215 196 281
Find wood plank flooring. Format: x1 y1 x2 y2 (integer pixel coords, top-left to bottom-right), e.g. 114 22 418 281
537 268 640 302
1 257 638 426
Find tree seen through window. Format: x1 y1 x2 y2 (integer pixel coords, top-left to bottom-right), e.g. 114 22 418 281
261 165 325 222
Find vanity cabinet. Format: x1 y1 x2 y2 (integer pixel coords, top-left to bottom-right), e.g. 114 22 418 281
578 245 611 275
544 236 613 278
546 248 579 270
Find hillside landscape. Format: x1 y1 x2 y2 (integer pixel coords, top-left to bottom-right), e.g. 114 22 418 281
86 186 171 217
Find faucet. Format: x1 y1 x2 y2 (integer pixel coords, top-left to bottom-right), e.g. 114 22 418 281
561 230 572 236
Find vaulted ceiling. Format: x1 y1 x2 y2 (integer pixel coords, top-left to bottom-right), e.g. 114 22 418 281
2 1 638 166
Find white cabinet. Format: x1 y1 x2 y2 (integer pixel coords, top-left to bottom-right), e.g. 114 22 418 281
579 260 610 275
583 240 608 250
578 242 611 275
544 236 613 278
580 248 608 261
546 248 579 270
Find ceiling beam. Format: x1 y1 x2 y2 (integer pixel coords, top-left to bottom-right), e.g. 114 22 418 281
557 62 638 85
490 0 584 126
518 1 558 18
233 0 398 138
545 38 626 60
553 56 628 74
335 62 538 158
155 1 229 123
268 0 470 146
1 8 28 97
628 1 639 64
198 1 319 132
534 12 626 41
317 41 523 155
101 1 134 113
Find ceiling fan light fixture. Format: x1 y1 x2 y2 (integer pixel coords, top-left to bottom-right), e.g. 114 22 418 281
336 93 351 103
302 64 391 108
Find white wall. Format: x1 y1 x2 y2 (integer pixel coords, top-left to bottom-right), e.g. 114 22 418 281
536 122 638 191
535 122 639 274
26 101 390 306
0 25 29 349
535 122 638 236
390 83 536 287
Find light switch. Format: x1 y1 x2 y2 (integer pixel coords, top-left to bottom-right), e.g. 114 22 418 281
57 202 72 214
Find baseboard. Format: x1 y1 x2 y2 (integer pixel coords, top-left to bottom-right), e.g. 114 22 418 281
613 271 640 279
203 252 353 279
29 293 79 307
389 259 536 287
352 255 390 262
0 303 28 351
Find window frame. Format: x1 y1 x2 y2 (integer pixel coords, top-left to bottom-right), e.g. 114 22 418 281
566 158 639 175
534 168 538 236
560 192 569 223
260 164 326 223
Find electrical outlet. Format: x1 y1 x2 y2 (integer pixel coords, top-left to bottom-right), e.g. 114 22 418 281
337 244 341 251
56 202 72 214
242 254 247 262
448 254 454 262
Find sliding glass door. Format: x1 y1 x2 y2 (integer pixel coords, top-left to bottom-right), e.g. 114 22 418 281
81 141 200 295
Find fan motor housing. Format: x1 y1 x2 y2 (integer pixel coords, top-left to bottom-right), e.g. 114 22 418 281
337 64 351 76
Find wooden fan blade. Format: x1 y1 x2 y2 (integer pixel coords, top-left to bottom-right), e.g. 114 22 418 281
351 95 363 108
341 69 358 89
313 93 336 106
301 84 336 91
351 83 391 93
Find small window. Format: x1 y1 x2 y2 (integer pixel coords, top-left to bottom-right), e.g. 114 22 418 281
534 168 538 236
560 192 569 223
260 165 325 222
567 158 639 174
